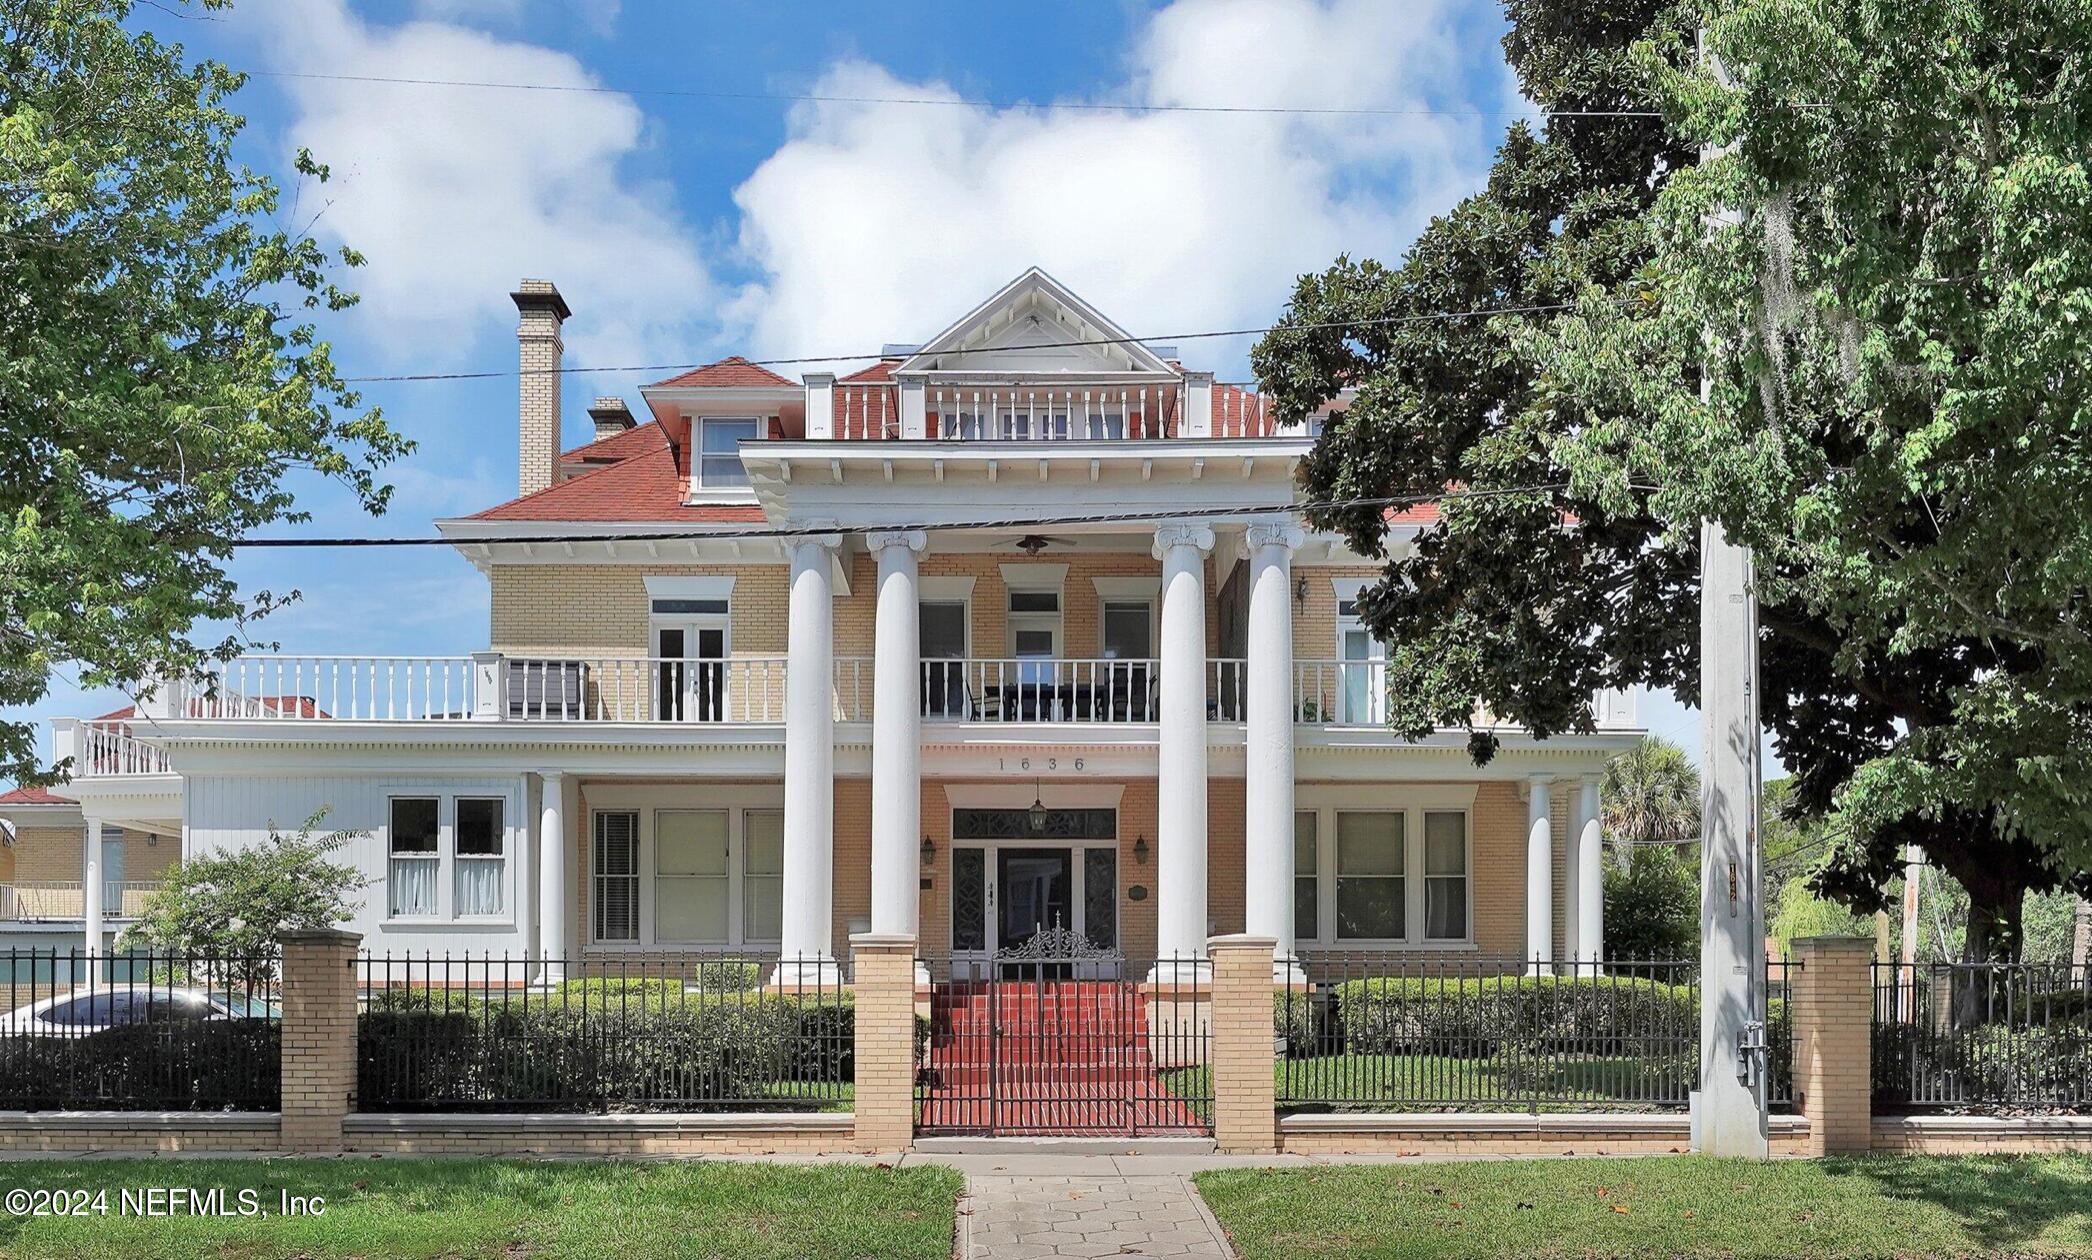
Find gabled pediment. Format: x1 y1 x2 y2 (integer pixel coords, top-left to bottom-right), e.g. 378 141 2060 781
897 268 1178 378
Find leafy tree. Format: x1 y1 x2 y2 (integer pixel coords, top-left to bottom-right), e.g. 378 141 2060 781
119 812 365 988
1256 0 2092 959
1603 847 1698 961
1601 736 1700 866
2 0 407 783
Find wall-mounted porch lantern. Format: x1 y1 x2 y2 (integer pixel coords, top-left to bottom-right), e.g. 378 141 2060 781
1133 834 1150 866
920 834 935 867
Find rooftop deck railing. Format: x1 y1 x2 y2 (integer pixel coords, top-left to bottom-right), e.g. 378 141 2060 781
0 881 165 921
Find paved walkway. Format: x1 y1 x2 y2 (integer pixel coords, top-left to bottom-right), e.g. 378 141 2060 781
959 1172 1235 1259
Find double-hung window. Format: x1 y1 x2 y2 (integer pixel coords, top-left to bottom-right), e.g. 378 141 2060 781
743 810 785 941
593 811 641 942
1423 811 1469 939
387 798 440 918
1334 811 1405 940
655 810 730 942
1294 811 1319 941
454 798 506 916
697 418 759 489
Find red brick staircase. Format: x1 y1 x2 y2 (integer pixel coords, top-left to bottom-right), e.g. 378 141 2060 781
916 980 1205 1134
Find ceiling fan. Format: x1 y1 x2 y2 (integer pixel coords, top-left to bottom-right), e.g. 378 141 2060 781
1012 534 1077 556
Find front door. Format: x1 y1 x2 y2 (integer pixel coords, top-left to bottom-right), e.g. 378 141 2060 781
998 848 1072 956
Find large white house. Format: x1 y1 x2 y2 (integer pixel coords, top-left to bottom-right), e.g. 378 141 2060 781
7 269 1639 978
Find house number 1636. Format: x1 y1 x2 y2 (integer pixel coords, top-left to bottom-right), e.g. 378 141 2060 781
998 757 1083 772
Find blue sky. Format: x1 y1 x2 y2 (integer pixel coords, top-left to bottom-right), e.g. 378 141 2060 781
10 0 1717 776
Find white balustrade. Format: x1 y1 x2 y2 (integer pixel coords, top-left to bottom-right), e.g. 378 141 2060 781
203 656 477 720
929 385 1179 441
71 724 173 777
0 880 164 920
502 656 793 722
1293 659 1390 725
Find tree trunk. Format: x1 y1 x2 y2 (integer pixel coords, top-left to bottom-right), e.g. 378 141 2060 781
1954 870 2026 1027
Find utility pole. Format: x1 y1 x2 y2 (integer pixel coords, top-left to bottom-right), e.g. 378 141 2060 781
1692 29 1771 1160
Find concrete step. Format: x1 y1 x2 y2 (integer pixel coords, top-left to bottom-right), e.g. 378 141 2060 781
910 1135 1218 1156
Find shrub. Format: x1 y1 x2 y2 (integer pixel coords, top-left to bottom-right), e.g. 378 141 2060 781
1273 988 1322 1055
0 1020 280 1110
1331 975 1698 1058
358 992 858 1111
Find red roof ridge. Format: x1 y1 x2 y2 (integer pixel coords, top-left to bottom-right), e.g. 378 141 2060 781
647 355 795 390
561 418 668 463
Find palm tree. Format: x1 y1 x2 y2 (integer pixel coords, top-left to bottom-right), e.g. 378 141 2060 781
1601 737 1700 866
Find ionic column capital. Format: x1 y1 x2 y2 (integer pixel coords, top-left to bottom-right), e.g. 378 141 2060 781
1244 521 1307 555
866 529 927 555
789 523 844 553
1152 523 1215 560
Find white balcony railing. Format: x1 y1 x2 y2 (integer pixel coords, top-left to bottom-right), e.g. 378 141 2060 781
930 386 1180 441
0 881 163 921
1294 661 1642 730
71 724 174 777
917 658 1247 723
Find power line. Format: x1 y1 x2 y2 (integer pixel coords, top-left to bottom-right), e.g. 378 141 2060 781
342 300 1610 384
230 483 1609 549
252 69 1665 121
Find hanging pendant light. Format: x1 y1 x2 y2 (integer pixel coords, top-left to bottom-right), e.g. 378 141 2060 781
1029 781 1048 834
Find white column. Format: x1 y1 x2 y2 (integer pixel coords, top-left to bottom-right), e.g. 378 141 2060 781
1154 524 1215 971
1242 522 1304 980
537 770 566 983
1526 776 1553 974
513 773 535 966
1576 775 1604 964
781 531 842 978
81 815 104 965
868 530 925 939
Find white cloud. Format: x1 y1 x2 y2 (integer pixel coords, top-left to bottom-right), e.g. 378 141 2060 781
724 0 1511 370
248 0 700 367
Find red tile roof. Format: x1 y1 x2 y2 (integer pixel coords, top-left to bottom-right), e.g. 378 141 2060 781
472 422 763 524
562 419 667 464
840 360 895 383
647 356 795 389
0 786 71 805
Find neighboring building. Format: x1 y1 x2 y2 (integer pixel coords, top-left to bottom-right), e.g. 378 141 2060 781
30 269 1639 977
0 784 178 954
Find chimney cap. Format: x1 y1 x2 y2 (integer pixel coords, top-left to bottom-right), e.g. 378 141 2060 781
588 396 633 419
511 279 572 322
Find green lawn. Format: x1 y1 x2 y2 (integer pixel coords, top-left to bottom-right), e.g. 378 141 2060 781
1197 1154 2092 1259
0 1158 960 1260
1165 1053 1692 1112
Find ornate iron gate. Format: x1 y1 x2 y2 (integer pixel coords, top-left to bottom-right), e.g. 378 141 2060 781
917 934 1212 1136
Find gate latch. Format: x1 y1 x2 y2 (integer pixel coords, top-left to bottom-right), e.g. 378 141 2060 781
1738 1019 1769 1085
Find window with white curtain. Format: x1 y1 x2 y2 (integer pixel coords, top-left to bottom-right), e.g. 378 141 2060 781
387 798 439 918
454 798 505 917
1423 811 1469 940
1294 811 1319 942
593 811 640 942
655 810 730 942
697 418 759 487
743 809 784 941
1335 811 1405 940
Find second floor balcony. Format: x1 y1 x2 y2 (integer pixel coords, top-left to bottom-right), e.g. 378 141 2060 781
55 654 1639 779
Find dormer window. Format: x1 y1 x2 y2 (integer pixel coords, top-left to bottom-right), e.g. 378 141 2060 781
697 417 759 488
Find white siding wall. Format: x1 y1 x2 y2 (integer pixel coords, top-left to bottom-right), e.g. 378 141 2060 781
184 773 532 957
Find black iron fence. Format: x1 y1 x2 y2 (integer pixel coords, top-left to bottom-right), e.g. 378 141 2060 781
1278 955 1793 1113
1873 961 2092 1111
356 954 854 1112
0 949 279 1111
917 953 1213 1135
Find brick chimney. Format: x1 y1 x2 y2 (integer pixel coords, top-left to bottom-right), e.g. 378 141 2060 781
587 396 635 441
511 278 571 495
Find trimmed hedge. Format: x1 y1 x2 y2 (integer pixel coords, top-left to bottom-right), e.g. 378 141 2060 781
360 991 855 1111
1274 976 1698 1058
0 1020 280 1110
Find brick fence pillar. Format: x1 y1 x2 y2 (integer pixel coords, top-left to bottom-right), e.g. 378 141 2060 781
278 929 361 1153
850 933 917 1153
1791 936 1874 1155
1208 934 1277 1153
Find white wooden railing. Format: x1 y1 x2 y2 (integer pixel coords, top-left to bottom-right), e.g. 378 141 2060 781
930 385 1179 441
0 880 163 920
203 656 474 720
71 723 174 776
914 658 1248 723
1294 661 1641 730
